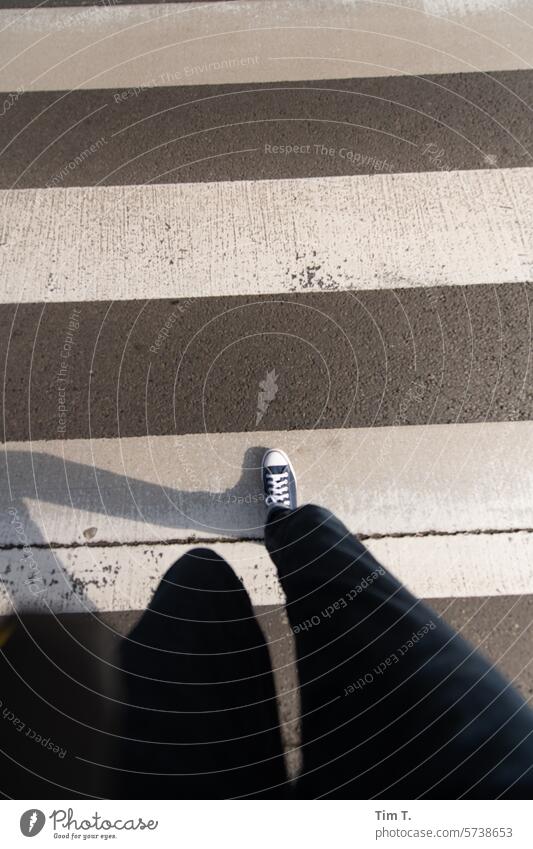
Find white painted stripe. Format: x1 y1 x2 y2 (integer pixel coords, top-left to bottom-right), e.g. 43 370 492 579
3 420 533 613
1 0 532 92
1 531 532 615
0 540 284 615
2 421 533 548
2 168 532 304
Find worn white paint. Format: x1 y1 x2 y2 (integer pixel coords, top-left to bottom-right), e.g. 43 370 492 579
0 0 532 92
1 168 532 304
1 530 532 615
0 539 284 615
2 421 533 549
371 531 533 599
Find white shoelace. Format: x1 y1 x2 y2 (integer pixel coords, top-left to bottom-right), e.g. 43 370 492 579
265 470 290 507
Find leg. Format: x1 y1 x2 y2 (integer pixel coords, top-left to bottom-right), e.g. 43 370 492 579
118 547 287 798
266 504 533 798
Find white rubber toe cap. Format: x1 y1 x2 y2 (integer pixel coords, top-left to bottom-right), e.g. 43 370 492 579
263 448 290 467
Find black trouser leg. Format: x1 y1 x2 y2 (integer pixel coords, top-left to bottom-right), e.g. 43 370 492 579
119 547 287 798
265 505 533 798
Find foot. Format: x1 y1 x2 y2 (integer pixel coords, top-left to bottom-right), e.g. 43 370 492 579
262 449 297 510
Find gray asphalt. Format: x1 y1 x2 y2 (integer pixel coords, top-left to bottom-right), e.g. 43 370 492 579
1 284 531 441
1 592 528 795
0 71 531 189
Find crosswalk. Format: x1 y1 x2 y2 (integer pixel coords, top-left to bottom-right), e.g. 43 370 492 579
1 0 533 702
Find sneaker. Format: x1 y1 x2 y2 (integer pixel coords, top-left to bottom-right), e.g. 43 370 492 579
262 448 297 510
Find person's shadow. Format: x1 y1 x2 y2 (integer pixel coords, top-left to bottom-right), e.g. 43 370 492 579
0 444 301 791
0 444 273 613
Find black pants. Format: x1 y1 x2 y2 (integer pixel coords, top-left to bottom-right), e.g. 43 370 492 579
119 505 533 798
